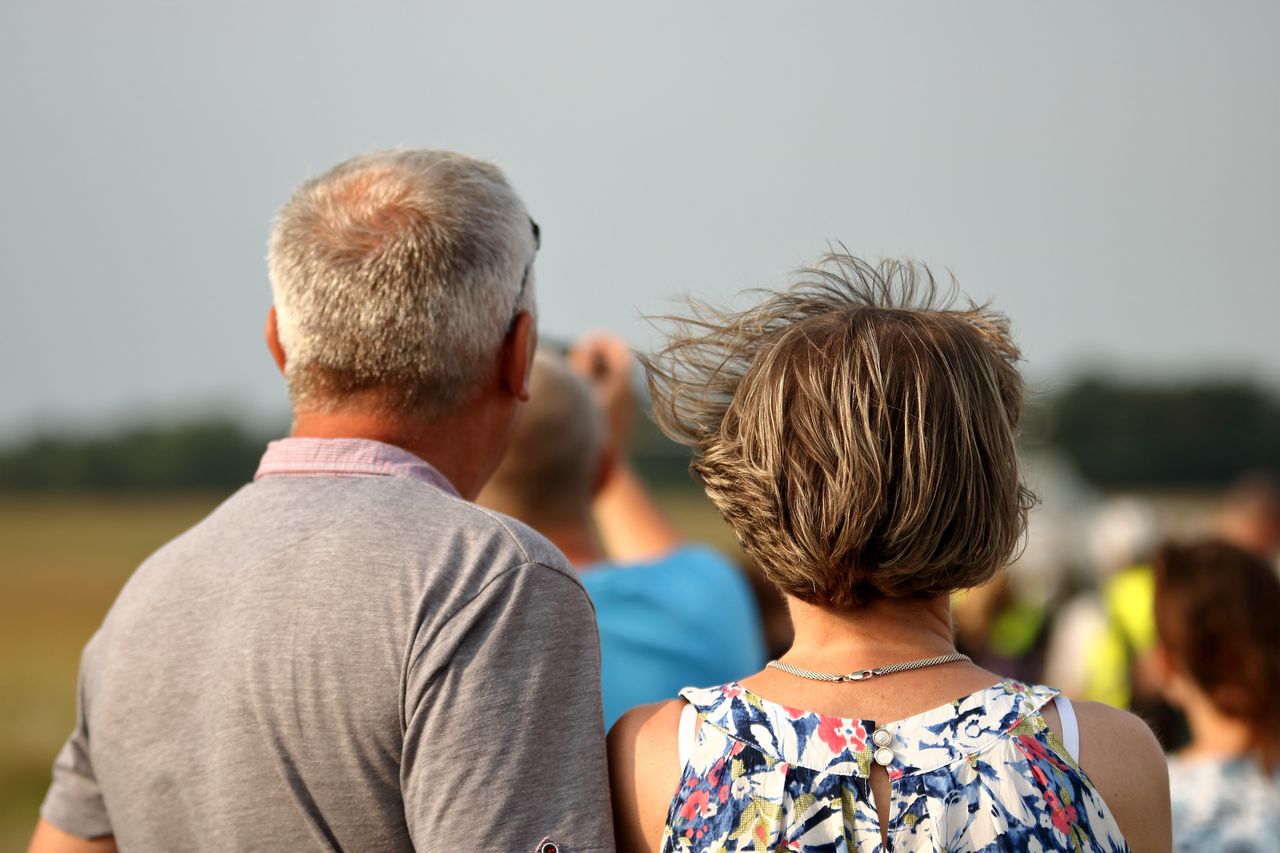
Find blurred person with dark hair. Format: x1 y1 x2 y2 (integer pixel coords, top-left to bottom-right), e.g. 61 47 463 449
29 151 612 853
1217 472 1280 566
1154 540 1280 852
608 253 1169 852
477 337 766 729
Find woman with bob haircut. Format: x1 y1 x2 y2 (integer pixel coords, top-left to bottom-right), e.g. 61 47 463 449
608 253 1170 852
1153 540 1280 852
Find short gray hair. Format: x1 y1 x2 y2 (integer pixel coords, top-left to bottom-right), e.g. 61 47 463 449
268 149 537 417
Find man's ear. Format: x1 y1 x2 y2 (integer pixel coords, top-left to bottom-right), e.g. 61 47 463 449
499 311 536 401
265 306 287 374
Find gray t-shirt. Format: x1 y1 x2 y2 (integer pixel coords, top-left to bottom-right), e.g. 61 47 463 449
41 447 614 852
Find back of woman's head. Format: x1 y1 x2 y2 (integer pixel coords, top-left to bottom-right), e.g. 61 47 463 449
643 252 1035 609
1154 539 1280 767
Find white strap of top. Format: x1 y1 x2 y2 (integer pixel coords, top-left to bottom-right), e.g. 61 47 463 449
677 703 698 768
1055 695 1080 763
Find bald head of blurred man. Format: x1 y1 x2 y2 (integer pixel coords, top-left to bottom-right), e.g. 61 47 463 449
477 350 612 563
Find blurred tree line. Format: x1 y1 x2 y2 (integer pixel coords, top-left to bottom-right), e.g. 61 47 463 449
1 377 1277 492
0 419 273 492
1026 377 1280 488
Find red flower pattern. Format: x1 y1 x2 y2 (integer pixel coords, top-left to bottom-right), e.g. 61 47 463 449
815 716 868 754
1016 732 1069 771
679 789 711 821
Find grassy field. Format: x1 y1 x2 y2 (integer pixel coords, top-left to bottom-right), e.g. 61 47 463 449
0 486 735 848
0 493 232 848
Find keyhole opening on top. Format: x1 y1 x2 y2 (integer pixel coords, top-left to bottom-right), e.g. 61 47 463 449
869 761 893 850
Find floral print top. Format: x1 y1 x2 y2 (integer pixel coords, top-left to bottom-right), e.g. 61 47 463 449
1168 754 1280 853
662 680 1128 852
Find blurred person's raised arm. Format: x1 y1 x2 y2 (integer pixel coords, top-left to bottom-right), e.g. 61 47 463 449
568 334 683 563
594 459 684 563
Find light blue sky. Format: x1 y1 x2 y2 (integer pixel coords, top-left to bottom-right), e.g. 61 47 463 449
2 1 1277 436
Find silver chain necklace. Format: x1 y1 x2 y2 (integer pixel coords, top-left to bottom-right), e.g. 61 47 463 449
766 652 971 683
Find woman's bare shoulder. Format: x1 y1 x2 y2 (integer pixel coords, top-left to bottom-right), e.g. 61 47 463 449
608 699 687 852
1072 700 1171 853
612 698 687 745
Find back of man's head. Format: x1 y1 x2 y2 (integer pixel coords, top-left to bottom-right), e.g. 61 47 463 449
479 350 605 529
268 149 537 419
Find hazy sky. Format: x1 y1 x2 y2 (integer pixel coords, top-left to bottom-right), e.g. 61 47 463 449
2 1 1277 436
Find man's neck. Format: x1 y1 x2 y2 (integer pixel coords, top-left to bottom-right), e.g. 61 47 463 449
473 498 606 569
538 522 606 570
290 403 503 500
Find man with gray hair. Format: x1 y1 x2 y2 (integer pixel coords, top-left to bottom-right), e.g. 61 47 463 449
30 150 613 853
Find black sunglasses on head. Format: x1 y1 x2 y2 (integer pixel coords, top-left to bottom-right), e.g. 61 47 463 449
509 217 540 328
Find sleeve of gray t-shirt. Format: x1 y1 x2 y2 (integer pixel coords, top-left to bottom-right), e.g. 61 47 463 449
401 561 615 853
41 636 113 839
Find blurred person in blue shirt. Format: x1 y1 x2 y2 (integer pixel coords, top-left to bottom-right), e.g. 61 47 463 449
477 336 766 728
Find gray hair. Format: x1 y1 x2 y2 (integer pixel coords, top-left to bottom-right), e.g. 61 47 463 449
268 149 537 418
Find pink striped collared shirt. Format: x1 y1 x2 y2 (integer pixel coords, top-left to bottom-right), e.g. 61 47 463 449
254 437 459 497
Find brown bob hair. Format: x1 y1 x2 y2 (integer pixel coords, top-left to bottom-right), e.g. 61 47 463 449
642 252 1035 609
1154 540 1280 770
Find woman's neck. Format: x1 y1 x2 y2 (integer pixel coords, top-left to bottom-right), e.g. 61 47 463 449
783 593 959 669
740 593 1000 722
1179 688 1257 760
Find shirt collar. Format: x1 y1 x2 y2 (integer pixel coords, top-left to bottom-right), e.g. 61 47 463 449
254 437 460 497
